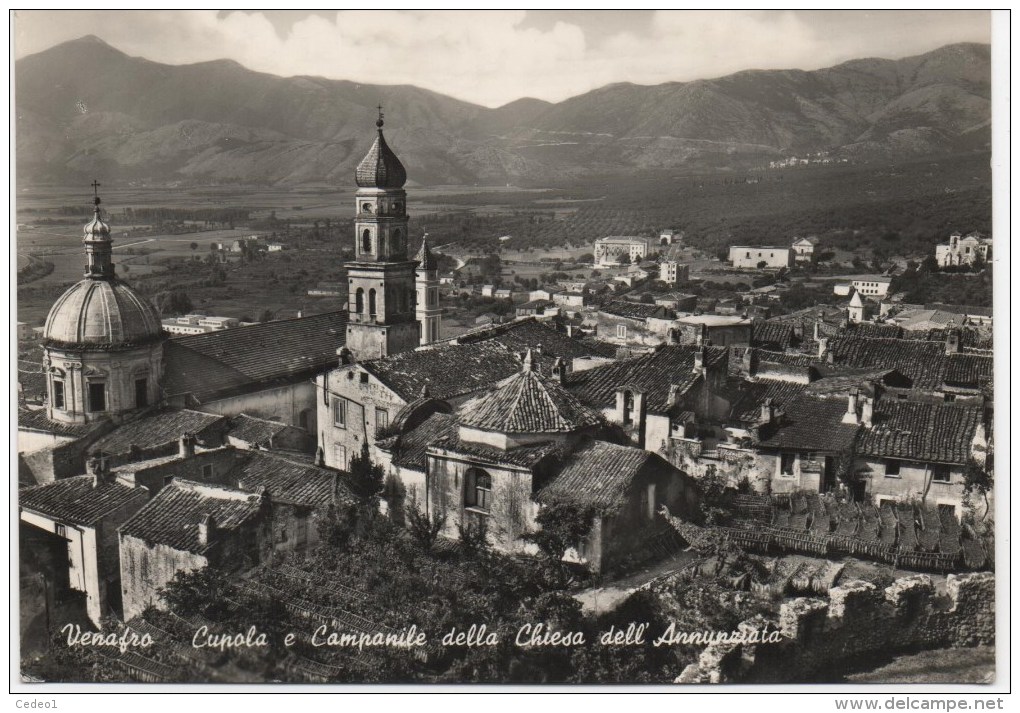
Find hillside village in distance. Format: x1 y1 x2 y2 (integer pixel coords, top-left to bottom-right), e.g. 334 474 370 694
17 112 995 685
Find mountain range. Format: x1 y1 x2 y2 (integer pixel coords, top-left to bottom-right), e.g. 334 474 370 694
15 36 991 186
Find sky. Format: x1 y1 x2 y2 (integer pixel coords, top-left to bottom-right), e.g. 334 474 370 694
12 10 992 108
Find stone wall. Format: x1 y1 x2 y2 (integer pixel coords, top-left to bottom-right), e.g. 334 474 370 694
677 572 995 684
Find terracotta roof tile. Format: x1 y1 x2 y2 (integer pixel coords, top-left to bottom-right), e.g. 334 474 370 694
378 413 458 472
234 451 355 507
18 407 105 439
759 396 860 452
750 321 796 351
856 401 983 465
566 345 727 412
458 361 604 434
599 300 671 320
427 434 564 469
120 480 265 554
20 476 148 527
92 409 228 456
226 415 291 445
164 312 347 401
535 440 652 510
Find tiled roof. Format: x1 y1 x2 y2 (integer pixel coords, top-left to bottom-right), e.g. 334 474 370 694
458 362 604 434
759 396 860 452
518 299 554 310
163 312 346 401
414 236 438 271
840 322 904 339
427 434 565 469
924 303 993 318
119 479 265 554
362 342 523 402
226 415 291 445
828 336 992 391
20 476 148 527
856 401 983 465
750 321 796 351
378 412 458 472
902 327 992 349
802 369 906 397
92 409 227 456
453 319 611 363
944 353 994 389
724 378 810 424
599 300 670 320
535 440 652 510
566 345 728 412
18 407 103 438
234 451 355 507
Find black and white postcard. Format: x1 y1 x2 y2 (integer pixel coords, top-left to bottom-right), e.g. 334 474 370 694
10 9 1008 700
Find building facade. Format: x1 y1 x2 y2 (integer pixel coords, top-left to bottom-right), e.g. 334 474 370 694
728 246 793 269
935 232 992 268
594 236 651 266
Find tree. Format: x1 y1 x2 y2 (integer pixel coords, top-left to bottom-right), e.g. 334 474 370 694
406 506 446 551
153 289 194 316
258 309 275 323
525 502 596 564
618 254 632 265
190 242 198 251
348 442 384 501
962 458 993 520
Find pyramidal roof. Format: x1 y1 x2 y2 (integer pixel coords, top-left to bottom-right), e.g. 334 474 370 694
415 234 438 271
458 351 603 434
355 114 407 189
849 291 864 308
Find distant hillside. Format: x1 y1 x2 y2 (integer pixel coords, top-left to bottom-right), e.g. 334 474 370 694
15 36 991 186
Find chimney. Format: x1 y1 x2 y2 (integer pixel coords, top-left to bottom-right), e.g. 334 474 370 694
314 446 325 467
861 394 874 427
338 347 354 365
534 343 543 357
760 397 774 424
522 349 536 372
87 454 109 488
693 346 707 374
179 432 196 459
552 357 567 384
667 383 682 409
297 309 303 319
813 320 821 341
945 328 961 355
842 388 860 425
197 513 215 547
817 337 829 360
741 347 755 377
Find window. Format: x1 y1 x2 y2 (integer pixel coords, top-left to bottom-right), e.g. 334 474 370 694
52 379 65 409
780 453 796 476
355 288 364 314
335 445 348 470
87 382 106 412
362 229 372 253
465 468 492 511
332 398 346 428
375 408 389 431
885 460 901 477
617 325 627 339
932 464 951 483
944 393 956 403
55 523 67 538
202 464 214 479
362 202 373 214
622 390 635 425
360 372 369 384
135 378 148 408
369 288 377 316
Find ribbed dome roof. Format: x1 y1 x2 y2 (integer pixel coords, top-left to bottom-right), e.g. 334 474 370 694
83 211 111 239
44 278 164 348
458 351 603 434
355 125 407 189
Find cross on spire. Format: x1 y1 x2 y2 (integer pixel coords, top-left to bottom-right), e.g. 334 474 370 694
376 104 385 129
91 179 102 206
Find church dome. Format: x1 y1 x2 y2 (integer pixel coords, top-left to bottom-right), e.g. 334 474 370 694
355 113 407 189
44 278 164 348
458 350 604 434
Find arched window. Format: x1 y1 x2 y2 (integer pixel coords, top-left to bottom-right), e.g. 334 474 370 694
361 202 373 214
465 468 492 511
393 228 402 248
368 288 377 316
362 229 372 254
355 288 364 314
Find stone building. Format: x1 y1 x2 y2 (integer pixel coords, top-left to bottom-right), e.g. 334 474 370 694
791 236 819 262
119 480 272 621
935 232 992 268
379 352 700 572
728 246 793 269
594 236 651 266
19 459 150 625
595 300 674 351
41 190 164 426
345 111 419 359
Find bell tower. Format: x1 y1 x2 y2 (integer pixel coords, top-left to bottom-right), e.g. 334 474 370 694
415 233 442 345
346 108 420 359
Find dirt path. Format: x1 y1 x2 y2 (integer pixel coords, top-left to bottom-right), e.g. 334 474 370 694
573 551 700 615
